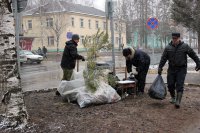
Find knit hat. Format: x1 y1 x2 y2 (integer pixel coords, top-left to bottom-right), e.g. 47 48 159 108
72 34 80 40
172 33 180 37
123 48 131 57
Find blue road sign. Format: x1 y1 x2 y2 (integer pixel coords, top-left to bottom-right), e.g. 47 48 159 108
146 17 159 30
66 32 73 39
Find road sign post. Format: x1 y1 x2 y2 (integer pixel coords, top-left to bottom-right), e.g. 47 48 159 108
105 0 115 75
12 0 28 78
146 17 159 68
146 17 159 30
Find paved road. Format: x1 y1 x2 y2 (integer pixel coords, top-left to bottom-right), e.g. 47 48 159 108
21 61 62 92
21 52 200 92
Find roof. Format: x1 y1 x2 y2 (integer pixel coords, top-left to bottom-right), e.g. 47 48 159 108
23 1 105 17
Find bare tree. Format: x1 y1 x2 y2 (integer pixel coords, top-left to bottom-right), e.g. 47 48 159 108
156 0 173 48
53 15 67 53
78 0 94 7
114 0 128 51
44 1 69 53
122 0 151 49
27 0 51 8
110 0 132 48
38 0 49 47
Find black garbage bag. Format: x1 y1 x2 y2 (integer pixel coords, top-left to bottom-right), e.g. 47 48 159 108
148 75 167 100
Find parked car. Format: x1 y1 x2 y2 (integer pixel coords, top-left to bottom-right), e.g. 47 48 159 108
20 50 43 64
19 54 27 65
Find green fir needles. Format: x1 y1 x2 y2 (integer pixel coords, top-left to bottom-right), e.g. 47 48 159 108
83 29 110 92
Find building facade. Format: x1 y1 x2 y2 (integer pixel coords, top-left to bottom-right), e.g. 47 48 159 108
22 1 126 52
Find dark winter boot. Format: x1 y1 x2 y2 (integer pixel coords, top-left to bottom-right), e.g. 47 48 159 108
55 90 60 96
169 91 176 104
175 92 183 108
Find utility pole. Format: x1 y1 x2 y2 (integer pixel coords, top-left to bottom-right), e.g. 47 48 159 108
106 0 115 75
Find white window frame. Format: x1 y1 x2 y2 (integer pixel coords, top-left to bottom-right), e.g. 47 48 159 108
46 18 53 27
96 21 99 29
71 17 74 27
80 18 84 28
28 20 32 29
80 36 84 44
48 36 54 46
88 19 91 29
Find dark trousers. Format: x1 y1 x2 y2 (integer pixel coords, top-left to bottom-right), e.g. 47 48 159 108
135 62 150 93
43 53 47 59
167 67 187 93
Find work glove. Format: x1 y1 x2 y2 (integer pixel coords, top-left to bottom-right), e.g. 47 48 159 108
81 56 85 61
158 68 163 75
129 72 134 77
195 64 200 71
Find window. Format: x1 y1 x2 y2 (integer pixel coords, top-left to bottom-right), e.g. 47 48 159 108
80 18 84 28
71 17 74 27
46 18 53 27
103 22 106 30
88 20 91 29
48 36 54 46
96 21 99 29
28 20 32 29
81 36 84 44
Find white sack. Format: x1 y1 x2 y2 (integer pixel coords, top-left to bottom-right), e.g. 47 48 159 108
57 70 121 108
58 79 85 97
77 82 121 108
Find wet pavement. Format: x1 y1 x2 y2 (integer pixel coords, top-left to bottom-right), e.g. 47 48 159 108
21 52 200 92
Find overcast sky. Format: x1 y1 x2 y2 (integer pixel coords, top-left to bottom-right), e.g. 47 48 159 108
93 0 106 11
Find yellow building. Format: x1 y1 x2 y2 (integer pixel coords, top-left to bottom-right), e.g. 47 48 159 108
22 1 126 52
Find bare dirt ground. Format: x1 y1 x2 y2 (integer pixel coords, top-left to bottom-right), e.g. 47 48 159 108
1 84 200 133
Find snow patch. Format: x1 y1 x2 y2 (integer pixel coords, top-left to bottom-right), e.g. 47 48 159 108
7 77 19 88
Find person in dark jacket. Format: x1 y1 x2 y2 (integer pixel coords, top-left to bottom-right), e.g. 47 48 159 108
123 47 150 95
42 46 48 59
158 33 200 108
37 47 43 56
56 34 85 96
